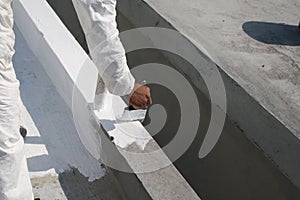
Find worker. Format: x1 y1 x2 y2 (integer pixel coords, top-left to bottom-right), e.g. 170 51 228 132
0 0 151 199
0 0 34 199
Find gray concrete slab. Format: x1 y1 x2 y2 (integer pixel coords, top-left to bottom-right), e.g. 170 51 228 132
116 0 300 189
15 0 300 199
31 169 127 200
141 0 300 138
115 13 300 199
32 176 67 200
58 169 126 200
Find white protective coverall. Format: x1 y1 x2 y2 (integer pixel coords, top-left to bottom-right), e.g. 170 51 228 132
0 0 33 199
72 0 135 98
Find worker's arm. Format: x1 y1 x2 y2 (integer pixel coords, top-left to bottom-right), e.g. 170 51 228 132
72 0 134 96
72 0 151 108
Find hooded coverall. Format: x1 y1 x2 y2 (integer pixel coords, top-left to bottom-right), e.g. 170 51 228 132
0 0 134 199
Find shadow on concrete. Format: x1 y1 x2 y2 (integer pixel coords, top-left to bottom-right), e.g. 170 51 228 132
47 0 89 53
242 21 300 46
59 169 126 200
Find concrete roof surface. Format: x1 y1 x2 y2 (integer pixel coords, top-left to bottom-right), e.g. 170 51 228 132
145 0 300 137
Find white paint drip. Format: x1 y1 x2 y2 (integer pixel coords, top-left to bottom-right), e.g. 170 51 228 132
93 92 151 150
117 109 147 122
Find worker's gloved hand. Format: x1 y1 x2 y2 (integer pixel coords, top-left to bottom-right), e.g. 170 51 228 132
125 83 152 109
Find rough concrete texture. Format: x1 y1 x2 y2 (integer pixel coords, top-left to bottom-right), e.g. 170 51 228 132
58 169 126 200
117 0 300 189
143 0 300 138
121 32 300 200
32 175 67 200
115 12 300 199
116 140 201 200
31 169 127 200
16 0 300 199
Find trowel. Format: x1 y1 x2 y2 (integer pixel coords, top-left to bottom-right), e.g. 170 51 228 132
117 80 149 123
116 105 147 123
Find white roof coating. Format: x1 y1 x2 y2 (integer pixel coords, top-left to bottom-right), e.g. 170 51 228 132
13 26 105 181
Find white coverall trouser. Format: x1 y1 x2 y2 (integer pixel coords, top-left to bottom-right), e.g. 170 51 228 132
0 0 33 199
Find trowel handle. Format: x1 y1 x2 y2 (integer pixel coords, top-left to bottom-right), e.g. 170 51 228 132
128 105 136 111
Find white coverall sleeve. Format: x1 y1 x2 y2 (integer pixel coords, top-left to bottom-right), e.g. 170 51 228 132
72 0 135 96
0 1 33 199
